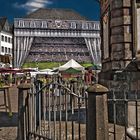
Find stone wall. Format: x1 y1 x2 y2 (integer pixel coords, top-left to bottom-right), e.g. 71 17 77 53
100 0 140 127
99 0 138 87
101 0 133 73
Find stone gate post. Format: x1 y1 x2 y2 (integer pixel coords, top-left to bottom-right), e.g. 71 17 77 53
87 84 109 140
17 83 33 140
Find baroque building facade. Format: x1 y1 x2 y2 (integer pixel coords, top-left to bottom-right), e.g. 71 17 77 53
13 8 101 68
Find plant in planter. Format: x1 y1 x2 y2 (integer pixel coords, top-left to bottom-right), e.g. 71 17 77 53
0 77 4 87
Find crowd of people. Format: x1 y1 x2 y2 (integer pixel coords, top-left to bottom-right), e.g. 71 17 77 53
25 36 93 63
26 53 92 63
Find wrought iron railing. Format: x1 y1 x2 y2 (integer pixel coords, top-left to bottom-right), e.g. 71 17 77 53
108 83 140 140
23 78 88 140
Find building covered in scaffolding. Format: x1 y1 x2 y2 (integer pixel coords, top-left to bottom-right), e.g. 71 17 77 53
13 8 101 68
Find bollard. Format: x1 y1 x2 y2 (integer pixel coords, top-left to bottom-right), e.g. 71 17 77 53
87 84 109 140
17 83 33 140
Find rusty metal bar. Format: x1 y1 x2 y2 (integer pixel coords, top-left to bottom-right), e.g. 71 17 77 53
113 91 116 140
54 86 56 140
124 90 128 140
135 91 138 139
85 92 88 140
78 97 81 140
59 87 62 140
48 84 51 139
21 78 89 140
65 88 68 140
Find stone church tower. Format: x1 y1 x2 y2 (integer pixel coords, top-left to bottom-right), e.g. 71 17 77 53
99 0 140 128
99 0 140 89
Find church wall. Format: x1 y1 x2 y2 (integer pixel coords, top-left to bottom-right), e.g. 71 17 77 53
99 0 140 126
99 0 137 87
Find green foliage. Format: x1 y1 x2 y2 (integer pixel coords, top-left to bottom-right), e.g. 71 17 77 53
81 63 93 68
23 62 64 70
22 62 93 70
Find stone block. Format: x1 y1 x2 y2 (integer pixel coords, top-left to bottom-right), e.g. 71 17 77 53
111 16 131 27
112 61 124 70
123 8 131 16
111 34 124 44
131 81 138 90
111 33 132 44
111 25 131 35
111 8 131 18
112 60 130 70
124 16 131 24
124 33 132 42
102 62 112 72
111 44 124 52
111 43 132 59
123 26 132 34
111 51 124 60
111 9 123 18
111 26 124 35
111 17 123 27
124 49 132 59
110 0 123 10
110 0 131 10
123 0 131 7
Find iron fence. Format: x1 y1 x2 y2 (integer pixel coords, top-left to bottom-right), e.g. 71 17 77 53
108 83 140 140
17 77 140 140
23 78 88 140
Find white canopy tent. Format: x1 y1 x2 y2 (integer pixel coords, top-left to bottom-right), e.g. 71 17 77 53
40 69 52 72
59 59 84 71
30 71 55 77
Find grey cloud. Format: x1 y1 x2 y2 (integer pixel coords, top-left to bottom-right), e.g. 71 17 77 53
14 0 52 13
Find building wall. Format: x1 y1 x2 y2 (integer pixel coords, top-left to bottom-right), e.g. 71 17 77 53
14 18 101 68
99 0 140 126
0 32 12 56
137 5 140 53
0 31 12 67
99 0 137 87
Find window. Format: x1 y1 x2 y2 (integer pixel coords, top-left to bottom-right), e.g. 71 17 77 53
70 22 76 29
5 36 7 42
5 47 7 53
82 23 88 29
18 20 24 27
8 37 10 43
8 48 10 53
1 46 4 52
88 23 93 30
2 35 4 41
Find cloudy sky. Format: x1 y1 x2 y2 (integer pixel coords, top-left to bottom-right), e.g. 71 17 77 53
0 0 100 23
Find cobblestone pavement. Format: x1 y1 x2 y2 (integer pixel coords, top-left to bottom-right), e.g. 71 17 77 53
0 86 18 140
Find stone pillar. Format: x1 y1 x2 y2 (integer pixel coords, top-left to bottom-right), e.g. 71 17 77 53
87 84 109 140
17 83 33 140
